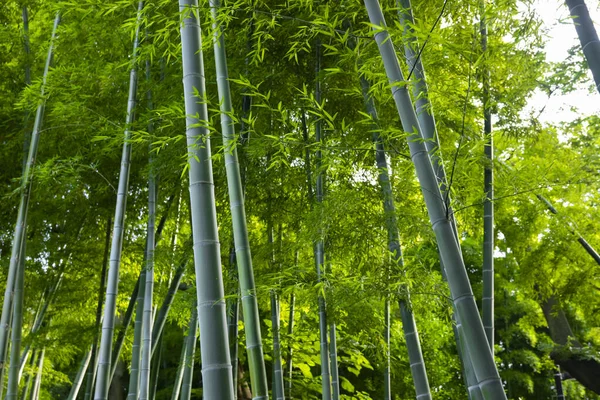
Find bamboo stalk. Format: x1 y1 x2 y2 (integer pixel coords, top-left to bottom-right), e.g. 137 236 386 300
180 307 198 400
0 14 60 390
94 3 144 398
170 335 187 400
565 0 600 93
179 0 234 397
270 292 285 400
363 1 506 397
67 346 93 400
139 58 157 400
209 1 269 397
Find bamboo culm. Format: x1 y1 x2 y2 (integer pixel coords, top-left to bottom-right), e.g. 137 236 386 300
270 292 285 400
6 242 26 400
383 299 390 400
83 217 112 400
31 348 45 400
170 336 188 400
66 346 93 400
210 0 269 397
363 0 506 398
565 0 600 93
286 291 295 399
480 4 495 352
180 307 198 400
94 3 143 399
179 1 234 397
127 270 146 400
139 59 157 400
360 75 432 399
227 247 240 400
314 41 332 400
0 14 60 390
396 2 482 396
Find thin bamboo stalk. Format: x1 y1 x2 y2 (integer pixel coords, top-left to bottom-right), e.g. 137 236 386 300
139 59 157 400
21 349 37 400
270 292 285 400
67 346 93 400
227 246 240 400
383 299 390 400
180 307 198 400
170 336 187 400
209 1 269 397
31 348 45 400
360 76 432 399
285 289 295 399
6 242 26 399
83 217 111 400
127 270 146 400
363 1 506 397
480 3 495 353
94 3 143 398
179 1 234 397
314 41 332 400
0 14 60 390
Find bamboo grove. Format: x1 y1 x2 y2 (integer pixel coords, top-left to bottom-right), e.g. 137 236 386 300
0 0 599 399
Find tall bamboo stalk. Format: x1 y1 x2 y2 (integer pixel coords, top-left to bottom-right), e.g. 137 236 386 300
6 242 26 399
139 59 157 400
360 76 432 400
83 217 111 400
286 290 295 399
94 3 143 398
0 14 60 391
180 307 198 400
66 346 93 400
227 247 240 400
565 0 600 94
270 292 285 400
363 1 506 398
127 270 146 400
21 5 32 173
31 348 45 400
396 3 482 396
210 1 269 398
179 1 234 397
21 349 37 400
480 3 495 353
170 336 187 400
314 41 332 400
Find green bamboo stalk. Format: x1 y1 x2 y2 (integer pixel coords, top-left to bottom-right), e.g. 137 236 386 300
395 3 481 396
180 307 198 400
314 41 332 400
151 250 190 357
21 5 32 174
360 76 432 399
179 1 234 397
209 1 269 397
67 345 93 400
127 269 146 400
565 0 600 93
328 322 339 400
480 3 495 353
227 246 240 400
0 13 60 390
170 336 187 400
139 59 157 400
31 348 45 400
285 289 295 399
148 332 162 400
94 3 143 398
20 349 37 400
383 299 390 400
270 292 284 400
363 1 506 398
6 242 26 399
83 217 112 400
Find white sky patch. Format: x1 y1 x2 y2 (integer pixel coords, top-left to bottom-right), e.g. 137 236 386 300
523 0 600 125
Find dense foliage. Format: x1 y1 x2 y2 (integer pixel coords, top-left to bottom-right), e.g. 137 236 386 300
0 0 599 398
